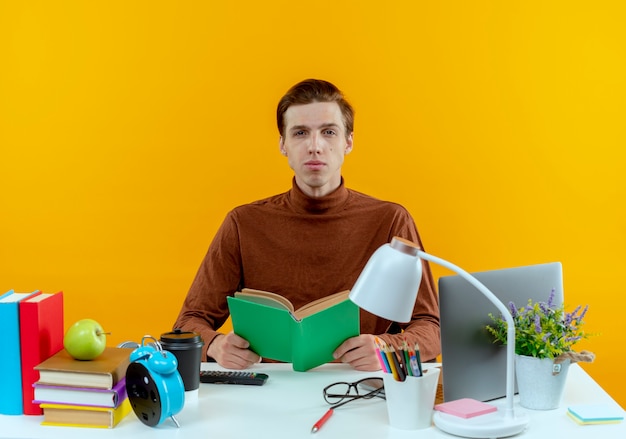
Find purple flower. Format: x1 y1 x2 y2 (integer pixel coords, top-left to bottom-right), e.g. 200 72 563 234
547 288 556 308
508 301 518 318
578 305 589 321
534 314 542 333
564 312 573 326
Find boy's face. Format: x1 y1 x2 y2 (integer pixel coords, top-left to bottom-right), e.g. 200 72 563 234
279 101 353 198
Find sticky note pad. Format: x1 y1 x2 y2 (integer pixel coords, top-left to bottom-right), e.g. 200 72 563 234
567 404 624 424
434 398 498 419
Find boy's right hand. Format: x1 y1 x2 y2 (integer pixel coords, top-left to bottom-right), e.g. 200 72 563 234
207 332 261 369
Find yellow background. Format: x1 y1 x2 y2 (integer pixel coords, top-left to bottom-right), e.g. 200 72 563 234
2 2 624 407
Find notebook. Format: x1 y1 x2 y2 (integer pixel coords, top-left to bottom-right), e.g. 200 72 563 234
438 262 563 402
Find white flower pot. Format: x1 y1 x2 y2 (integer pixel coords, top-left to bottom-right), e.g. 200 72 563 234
514 354 570 410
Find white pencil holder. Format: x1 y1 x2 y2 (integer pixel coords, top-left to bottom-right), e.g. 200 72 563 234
382 367 440 430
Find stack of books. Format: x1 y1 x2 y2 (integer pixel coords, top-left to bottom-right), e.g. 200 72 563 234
33 347 133 428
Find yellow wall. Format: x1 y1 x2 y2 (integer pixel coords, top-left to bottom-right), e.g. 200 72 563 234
2 2 624 407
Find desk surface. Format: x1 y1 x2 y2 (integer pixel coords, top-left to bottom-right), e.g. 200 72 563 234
2 363 624 439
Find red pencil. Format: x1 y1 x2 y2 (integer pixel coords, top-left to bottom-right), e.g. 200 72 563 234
311 408 334 433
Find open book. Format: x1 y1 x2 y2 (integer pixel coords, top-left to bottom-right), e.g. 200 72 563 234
227 289 360 371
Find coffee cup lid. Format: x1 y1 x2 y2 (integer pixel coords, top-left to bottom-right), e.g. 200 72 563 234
160 329 204 346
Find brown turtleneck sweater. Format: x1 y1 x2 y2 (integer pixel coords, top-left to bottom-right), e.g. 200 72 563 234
174 179 440 362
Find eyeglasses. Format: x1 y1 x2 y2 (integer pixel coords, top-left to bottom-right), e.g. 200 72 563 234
323 377 385 409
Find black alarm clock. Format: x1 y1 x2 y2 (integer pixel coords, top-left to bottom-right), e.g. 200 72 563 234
125 336 185 427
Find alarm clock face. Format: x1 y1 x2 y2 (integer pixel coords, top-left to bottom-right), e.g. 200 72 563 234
126 362 162 427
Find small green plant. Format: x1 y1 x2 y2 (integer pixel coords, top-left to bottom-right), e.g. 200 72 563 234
486 289 590 359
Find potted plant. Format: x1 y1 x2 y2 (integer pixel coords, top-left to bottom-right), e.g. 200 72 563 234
486 289 595 410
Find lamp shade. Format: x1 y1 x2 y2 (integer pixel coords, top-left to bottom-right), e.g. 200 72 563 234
349 237 422 323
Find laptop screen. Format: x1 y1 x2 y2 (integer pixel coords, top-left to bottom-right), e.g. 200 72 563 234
438 262 563 402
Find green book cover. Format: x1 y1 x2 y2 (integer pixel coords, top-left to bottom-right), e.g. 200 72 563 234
226 289 360 371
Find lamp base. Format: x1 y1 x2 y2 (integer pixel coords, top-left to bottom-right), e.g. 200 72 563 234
433 409 528 438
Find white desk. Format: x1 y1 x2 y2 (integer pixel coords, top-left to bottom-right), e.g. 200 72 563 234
2 363 624 439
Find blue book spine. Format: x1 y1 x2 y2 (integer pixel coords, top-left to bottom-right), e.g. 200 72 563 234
0 290 39 415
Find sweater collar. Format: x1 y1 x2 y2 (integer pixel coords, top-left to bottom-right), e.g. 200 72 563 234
288 177 349 214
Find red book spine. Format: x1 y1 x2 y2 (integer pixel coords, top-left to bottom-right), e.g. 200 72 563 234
19 291 65 415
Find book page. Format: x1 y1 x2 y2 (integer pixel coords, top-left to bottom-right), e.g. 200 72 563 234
36 370 113 389
294 290 351 319
25 293 53 303
236 289 295 313
0 292 31 302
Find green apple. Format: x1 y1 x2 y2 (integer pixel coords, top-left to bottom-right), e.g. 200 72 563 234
64 318 108 360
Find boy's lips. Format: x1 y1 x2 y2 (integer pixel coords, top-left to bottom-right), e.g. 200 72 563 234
305 161 325 170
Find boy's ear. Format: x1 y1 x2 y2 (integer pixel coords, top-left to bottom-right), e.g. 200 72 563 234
279 136 287 156
345 132 354 154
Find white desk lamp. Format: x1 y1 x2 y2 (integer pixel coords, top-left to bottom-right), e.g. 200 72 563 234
349 237 528 438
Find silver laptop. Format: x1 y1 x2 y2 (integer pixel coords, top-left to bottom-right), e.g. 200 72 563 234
438 262 563 402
